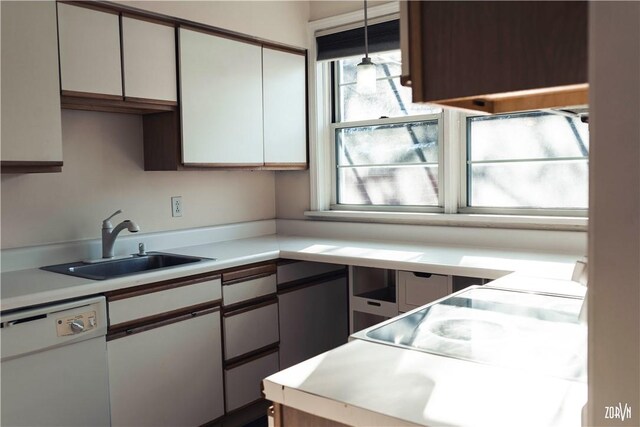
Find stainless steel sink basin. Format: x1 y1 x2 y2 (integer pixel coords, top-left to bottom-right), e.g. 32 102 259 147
41 252 213 280
355 287 587 381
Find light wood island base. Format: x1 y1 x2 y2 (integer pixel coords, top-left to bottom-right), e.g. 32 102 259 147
269 403 350 427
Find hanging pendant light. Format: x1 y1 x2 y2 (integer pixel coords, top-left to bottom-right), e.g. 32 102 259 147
356 0 376 94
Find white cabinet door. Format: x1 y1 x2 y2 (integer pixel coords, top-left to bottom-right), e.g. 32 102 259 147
107 310 224 426
57 3 122 96
1 1 62 162
122 17 177 102
179 28 263 166
263 48 307 166
278 277 349 370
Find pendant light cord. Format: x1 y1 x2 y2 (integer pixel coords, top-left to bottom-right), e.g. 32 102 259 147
364 0 369 59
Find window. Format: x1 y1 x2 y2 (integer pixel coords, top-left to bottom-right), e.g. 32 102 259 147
332 51 443 210
463 111 589 214
311 12 589 225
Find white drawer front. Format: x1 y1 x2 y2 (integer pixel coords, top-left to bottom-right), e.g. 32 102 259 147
223 274 276 306
109 278 221 326
399 271 450 312
224 350 279 412
277 261 344 285
351 296 398 318
224 302 279 360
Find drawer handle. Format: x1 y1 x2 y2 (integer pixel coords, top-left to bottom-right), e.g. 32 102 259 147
413 272 432 279
191 312 198 317
125 329 133 335
367 301 381 307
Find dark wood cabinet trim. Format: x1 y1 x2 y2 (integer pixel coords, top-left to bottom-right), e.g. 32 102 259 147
182 162 265 168
62 95 177 115
224 344 279 370
222 262 277 284
277 270 348 295
124 96 178 106
143 111 181 170
222 293 278 312
105 272 221 301
176 23 305 56
107 304 220 340
223 272 275 287
1 161 63 174
223 296 278 318
435 84 589 115
121 12 175 27
58 0 119 15
406 1 424 101
70 1 308 56
61 90 123 101
261 163 308 171
276 259 299 266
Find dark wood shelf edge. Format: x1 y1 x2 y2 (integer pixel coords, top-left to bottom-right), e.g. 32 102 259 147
1 161 63 174
62 95 177 115
434 84 589 114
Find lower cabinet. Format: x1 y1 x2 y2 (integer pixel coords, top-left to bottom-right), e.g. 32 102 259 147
107 308 224 427
105 273 224 427
278 261 349 370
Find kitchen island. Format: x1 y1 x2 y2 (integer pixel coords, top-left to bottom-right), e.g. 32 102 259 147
263 275 587 427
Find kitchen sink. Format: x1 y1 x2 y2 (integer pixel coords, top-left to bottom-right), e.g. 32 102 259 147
41 252 213 280
354 286 587 381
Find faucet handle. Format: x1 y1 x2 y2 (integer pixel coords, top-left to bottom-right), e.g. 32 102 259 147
102 210 122 228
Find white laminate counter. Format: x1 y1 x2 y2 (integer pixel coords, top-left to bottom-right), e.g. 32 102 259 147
263 339 586 427
1 234 580 311
263 274 588 427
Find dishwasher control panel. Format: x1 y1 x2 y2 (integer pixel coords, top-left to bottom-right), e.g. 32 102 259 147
56 311 97 336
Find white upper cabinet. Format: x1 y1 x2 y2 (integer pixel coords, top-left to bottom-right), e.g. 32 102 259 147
57 3 122 97
1 1 62 165
122 17 177 102
263 48 307 166
179 28 263 165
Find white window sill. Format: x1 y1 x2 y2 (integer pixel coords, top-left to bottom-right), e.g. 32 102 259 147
304 210 588 232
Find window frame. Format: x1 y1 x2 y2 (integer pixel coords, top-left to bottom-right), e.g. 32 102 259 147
330 54 445 212
457 111 589 217
305 3 588 229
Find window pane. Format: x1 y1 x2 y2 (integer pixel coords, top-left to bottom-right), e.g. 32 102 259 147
336 52 440 122
469 160 588 209
338 166 439 206
467 110 589 211
336 121 439 166
468 112 589 161
339 52 403 84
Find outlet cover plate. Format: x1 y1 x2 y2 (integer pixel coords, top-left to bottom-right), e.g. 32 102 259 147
171 196 182 217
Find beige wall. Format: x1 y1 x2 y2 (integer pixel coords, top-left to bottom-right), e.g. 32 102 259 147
276 171 310 219
587 2 640 424
1 1 312 249
1 110 275 248
121 1 310 48
309 0 394 21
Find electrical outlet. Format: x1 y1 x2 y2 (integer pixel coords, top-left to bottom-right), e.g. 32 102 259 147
171 196 182 217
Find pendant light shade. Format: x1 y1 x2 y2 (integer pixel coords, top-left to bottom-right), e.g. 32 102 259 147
357 57 376 94
357 0 376 94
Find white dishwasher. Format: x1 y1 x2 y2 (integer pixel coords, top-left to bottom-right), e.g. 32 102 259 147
1 296 110 427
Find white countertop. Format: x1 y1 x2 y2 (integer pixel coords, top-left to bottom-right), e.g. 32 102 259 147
1 234 579 311
264 338 586 427
263 274 588 427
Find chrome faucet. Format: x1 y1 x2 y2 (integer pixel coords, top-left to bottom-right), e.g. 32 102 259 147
102 210 140 259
